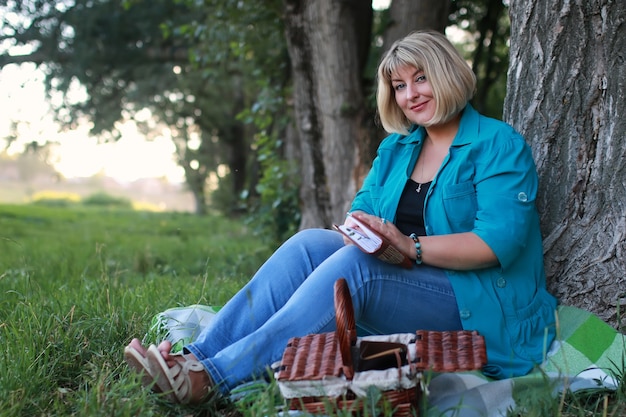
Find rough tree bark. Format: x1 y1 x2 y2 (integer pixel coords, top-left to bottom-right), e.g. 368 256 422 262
283 0 373 229
505 0 626 325
383 0 449 48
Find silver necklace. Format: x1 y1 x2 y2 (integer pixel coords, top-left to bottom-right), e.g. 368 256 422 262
416 154 425 193
416 136 430 194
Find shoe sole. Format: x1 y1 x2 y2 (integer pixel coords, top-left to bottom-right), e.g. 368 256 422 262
146 344 182 403
123 345 162 393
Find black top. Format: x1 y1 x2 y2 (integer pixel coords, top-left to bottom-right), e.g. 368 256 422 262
395 178 431 236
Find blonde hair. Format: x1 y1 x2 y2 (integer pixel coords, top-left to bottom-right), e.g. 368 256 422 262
376 30 476 134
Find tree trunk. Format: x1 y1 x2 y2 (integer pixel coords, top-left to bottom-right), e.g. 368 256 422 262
284 0 373 229
383 0 450 47
505 0 626 326
229 80 248 204
185 166 208 215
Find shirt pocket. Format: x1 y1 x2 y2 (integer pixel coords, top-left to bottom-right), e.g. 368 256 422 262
442 181 477 231
500 287 557 363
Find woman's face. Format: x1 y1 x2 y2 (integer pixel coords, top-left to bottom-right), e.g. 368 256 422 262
391 65 436 126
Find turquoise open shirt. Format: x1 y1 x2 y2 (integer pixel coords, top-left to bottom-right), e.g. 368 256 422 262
350 105 557 378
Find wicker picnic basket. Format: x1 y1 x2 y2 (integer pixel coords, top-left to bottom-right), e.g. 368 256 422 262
275 278 487 416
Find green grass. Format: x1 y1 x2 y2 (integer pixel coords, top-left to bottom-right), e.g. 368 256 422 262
1 204 625 417
0 204 274 416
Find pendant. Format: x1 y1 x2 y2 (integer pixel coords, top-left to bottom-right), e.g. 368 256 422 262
416 183 422 193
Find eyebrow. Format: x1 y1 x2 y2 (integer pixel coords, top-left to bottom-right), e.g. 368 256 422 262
391 69 423 83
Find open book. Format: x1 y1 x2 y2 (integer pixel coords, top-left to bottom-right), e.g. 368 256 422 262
334 215 413 269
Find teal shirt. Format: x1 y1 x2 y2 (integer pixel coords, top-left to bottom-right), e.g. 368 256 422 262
350 105 557 379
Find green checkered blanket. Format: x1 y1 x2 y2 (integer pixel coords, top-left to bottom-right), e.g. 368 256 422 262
146 305 625 416
425 305 625 416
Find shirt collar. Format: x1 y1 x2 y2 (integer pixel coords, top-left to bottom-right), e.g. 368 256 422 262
398 125 426 144
451 104 478 147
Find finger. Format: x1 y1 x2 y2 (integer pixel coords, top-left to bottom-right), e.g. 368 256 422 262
158 340 172 359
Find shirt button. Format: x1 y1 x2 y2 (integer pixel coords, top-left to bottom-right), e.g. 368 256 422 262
459 309 471 320
517 192 528 202
497 277 507 288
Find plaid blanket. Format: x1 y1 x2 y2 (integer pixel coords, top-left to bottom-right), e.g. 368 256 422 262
146 305 624 416
425 305 624 416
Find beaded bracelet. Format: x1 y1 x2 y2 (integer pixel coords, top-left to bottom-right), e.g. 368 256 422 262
409 233 423 265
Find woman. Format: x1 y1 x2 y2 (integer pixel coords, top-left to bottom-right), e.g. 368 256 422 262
125 30 557 404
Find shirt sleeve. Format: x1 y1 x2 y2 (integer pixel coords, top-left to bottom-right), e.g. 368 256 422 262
472 132 540 271
349 154 380 215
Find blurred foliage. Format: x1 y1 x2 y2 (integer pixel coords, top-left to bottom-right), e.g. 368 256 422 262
449 0 510 118
31 190 81 207
166 0 298 241
1 0 280 218
237 83 300 243
82 192 133 208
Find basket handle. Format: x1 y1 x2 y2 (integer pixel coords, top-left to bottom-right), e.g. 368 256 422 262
334 278 357 380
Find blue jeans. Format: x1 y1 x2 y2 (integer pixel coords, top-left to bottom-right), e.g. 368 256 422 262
185 229 462 394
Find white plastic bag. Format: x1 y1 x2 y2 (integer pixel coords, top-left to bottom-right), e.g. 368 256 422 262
143 304 220 353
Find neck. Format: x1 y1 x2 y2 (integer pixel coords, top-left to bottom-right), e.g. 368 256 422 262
425 113 461 146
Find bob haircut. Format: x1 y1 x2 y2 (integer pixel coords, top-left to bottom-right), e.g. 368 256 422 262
376 30 476 135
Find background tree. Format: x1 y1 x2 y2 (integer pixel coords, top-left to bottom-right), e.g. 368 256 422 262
382 0 449 49
505 0 626 325
0 0 274 215
174 0 297 239
449 0 509 118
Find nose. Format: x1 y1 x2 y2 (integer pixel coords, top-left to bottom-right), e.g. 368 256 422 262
405 83 419 100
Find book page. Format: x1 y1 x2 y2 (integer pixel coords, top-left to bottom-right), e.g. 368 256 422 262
336 224 380 252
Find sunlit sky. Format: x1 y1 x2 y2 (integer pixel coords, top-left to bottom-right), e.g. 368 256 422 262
0 63 185 183
372 0 390 9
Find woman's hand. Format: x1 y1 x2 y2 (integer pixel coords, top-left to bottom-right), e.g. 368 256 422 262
348 212 415 259
347 212 499 270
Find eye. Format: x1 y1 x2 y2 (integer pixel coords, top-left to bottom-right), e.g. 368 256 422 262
415 74 426 83
393 83 406 91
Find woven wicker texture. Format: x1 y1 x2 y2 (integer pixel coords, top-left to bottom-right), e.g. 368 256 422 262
414 330 488 372
276 332 343 381
287 387 420 416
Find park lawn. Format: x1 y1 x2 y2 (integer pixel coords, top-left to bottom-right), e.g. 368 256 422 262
1 203 624 417
0 203 275 416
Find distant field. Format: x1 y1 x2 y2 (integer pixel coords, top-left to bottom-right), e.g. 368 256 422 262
0 178 196 212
